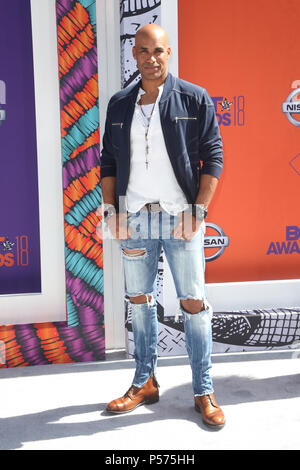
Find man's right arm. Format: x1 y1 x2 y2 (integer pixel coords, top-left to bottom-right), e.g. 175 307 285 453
100 105 130 239
100 102 117 184
100 100 118 207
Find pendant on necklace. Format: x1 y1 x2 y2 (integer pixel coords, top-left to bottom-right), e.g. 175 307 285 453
145 136 150 169
145 147 149 170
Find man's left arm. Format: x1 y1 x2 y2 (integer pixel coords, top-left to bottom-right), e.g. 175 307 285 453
198 88 223 183
174 89 223 241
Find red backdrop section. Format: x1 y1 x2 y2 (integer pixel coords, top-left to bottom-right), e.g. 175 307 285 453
178 0 300 282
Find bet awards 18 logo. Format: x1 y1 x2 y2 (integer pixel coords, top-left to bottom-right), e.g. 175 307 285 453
0 80 6 126
212 95 245 127
0 236 29 267
267 226 300 255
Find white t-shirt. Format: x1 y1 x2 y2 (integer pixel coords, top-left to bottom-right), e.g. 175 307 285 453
125 84 189 215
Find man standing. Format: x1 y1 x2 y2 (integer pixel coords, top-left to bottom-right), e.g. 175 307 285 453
100 24 225 429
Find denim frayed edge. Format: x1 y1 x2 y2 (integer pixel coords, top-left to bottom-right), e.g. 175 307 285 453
125 292 155 308
194 390 214 397
132 366 159 389
121 247 148 259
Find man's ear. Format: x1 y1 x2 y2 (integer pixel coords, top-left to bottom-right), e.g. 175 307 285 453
132 46 136 60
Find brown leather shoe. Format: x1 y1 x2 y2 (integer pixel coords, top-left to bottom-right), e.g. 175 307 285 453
106 375 159 414
195 394 225 429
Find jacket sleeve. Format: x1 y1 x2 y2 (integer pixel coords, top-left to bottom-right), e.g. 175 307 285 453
198 89 223 179
100 102 117 180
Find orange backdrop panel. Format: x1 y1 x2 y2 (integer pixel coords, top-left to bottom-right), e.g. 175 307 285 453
178 0 300 282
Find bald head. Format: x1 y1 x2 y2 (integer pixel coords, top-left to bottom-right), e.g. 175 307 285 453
135 24 169 46
133 24 171 85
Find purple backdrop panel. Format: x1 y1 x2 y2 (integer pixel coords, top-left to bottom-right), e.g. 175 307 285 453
0 0 41 295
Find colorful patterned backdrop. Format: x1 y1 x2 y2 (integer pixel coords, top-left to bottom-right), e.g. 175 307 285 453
0 0 105 368
56 0 103 329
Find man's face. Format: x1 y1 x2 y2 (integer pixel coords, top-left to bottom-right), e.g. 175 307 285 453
133 32 171 82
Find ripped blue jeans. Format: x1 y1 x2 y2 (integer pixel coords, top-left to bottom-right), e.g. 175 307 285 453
120 209 213 396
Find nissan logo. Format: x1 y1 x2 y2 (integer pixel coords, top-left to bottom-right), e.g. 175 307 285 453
204 222 229 262
282 88 300 127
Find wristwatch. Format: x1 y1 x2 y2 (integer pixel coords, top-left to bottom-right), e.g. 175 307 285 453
103 203 116 222
191 204 208 221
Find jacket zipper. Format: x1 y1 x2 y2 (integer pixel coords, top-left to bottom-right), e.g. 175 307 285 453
173 116 197 123
112 122 124 128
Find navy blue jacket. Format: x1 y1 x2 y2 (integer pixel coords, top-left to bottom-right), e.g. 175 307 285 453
100 73 223 209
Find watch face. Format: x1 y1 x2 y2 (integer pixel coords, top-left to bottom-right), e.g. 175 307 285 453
103 204 115 220
104 210 113 219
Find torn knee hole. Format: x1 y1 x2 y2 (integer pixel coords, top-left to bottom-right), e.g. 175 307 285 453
180 298 204 314
122 248 147 258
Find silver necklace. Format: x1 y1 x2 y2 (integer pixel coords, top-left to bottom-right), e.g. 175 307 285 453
139 102 155 170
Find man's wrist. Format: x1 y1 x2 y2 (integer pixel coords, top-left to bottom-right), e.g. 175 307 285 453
191 203 208 222
103 203 116 222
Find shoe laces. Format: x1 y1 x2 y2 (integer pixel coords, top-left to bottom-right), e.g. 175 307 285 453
124 385 140 399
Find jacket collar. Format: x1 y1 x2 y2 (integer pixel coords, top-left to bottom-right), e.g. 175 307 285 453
160 72 176 103
128 72 175 104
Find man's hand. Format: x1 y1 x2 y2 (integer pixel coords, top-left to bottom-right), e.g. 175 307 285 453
106 212 132 240
172 212 202 241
